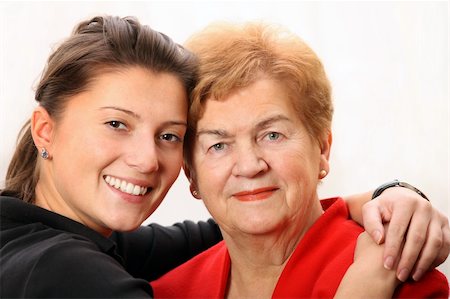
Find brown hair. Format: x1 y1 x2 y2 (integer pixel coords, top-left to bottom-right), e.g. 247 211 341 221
183 22 333 178
2 15 197 203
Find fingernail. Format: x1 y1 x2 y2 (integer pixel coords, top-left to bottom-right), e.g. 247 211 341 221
384 256 394 270
397 268 409 282
412 269 424 281
372 230 382 244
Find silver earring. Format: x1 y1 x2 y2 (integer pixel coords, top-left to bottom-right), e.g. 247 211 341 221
41 148 49 160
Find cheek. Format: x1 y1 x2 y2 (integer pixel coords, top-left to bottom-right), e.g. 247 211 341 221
53 128 120 178
277 149 320 189
160 149 184 181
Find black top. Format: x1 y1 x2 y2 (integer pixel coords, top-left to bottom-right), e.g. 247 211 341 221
0 196 221 298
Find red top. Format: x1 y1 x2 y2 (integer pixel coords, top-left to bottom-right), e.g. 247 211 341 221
151 198 449 298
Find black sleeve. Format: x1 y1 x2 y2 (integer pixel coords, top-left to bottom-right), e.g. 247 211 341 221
26 239 153 298
110 218 222 281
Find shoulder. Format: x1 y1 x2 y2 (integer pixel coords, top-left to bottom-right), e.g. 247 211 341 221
1 227 151 298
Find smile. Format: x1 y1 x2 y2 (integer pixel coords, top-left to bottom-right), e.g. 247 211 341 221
104 175 148 196
233 187 278 201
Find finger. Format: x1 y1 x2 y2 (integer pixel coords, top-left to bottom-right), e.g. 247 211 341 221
410 216 442 281
395 207 431 282
361 201 386 245
412 211 449 281
383 204 416 271
431 216 450 267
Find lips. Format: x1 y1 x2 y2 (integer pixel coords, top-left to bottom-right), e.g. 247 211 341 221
233 187 278 201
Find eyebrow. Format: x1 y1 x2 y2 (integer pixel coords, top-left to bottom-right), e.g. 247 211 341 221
255 115 290 130
99 106 187 127
196 115 290 138
196 129 229 138
99 106 141 120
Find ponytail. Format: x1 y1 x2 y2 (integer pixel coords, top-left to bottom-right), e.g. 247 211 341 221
2 120 39 203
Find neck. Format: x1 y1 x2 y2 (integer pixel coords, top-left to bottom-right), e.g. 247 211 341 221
223 232 297 299
223 202 323 298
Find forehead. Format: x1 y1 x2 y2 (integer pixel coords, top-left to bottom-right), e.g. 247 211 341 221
66 67 187 112
198 78 296 126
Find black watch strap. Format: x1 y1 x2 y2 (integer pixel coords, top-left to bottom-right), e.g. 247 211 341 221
371 179 429 201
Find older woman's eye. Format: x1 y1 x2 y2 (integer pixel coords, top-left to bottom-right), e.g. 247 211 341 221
267 132 280 141
106 120 127 130
210 143 225 151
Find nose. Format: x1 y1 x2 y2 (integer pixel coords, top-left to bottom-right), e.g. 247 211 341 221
231 143 268 177
126 137 159 173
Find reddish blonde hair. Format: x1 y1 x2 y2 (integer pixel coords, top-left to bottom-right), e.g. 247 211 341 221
183 22 333 177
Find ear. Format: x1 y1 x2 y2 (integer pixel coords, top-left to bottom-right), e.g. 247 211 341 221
30 106 55 153
319 130 332 175
183 163 201 200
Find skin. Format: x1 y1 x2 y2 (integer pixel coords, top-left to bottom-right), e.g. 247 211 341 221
335 231 399 298
31 67 188 236
190 77 335 297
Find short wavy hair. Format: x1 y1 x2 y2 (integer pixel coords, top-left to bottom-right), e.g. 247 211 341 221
183 21 333 178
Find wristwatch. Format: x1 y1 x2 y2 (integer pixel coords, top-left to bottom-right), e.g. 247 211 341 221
372 179 429 201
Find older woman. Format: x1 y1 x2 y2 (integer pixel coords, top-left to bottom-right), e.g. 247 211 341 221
151 22 449 298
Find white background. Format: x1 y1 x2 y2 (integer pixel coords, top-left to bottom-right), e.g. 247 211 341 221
0 1 448 276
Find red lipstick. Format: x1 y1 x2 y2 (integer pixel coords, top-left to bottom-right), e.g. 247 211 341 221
233 187 277 201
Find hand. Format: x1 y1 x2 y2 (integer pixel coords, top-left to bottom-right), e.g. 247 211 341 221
362 187 450 282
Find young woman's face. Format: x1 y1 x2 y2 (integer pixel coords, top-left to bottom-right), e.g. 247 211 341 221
40 67 187 235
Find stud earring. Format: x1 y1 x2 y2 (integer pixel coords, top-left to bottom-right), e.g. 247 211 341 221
41 148 49 160
192 190 199 197
319 169 327 179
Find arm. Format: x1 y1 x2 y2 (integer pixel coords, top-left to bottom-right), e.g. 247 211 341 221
344 190 371 228
335 231 400 299
344 186 450 281
29 240 153 298
111 219 222 281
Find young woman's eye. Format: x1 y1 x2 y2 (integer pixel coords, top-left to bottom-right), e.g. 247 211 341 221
106 120 127 130
160 133 181 143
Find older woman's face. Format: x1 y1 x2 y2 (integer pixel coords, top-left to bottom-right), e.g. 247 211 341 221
40 67 187 235
192 78 328 237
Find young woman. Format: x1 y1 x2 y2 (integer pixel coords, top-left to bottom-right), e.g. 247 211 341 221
0 15 448 298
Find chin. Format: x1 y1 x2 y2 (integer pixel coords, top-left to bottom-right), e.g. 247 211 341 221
106 215 144 232
111 223 141 232
235 219 281 235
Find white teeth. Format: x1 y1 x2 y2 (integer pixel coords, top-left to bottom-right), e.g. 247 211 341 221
114 179 121 189
132 185 141 195
120 180 127 192
126 183 133 194
104 175 148 196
